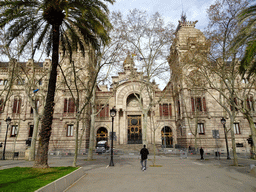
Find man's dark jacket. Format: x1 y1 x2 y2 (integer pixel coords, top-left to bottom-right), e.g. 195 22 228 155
200 148 204 155
140 147 149 160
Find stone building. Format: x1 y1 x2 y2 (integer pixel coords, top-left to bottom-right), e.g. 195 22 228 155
169 18 254 154
0 18 254 156
94 54 175 151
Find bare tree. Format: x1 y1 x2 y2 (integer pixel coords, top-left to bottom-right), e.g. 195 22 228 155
110 9 174 145
0 27 48 161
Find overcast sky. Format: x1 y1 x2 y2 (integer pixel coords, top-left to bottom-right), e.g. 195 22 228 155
108 0 216 31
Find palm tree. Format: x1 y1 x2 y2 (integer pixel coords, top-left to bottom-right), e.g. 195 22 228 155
0 0 114 168
231 4 256 77
231 4 256 159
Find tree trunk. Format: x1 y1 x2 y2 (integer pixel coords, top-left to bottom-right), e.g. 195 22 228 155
194 117 198 152
72 115 80 167
13 116 21 158
34 24 60 168
230 116 238 166
245 113 256 159
87 86 96 160
153 128 156 166
78 115 86 153
143 110 148 145
29 112 40 161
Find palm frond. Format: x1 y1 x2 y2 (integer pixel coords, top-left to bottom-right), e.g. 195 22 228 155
33 23 50 57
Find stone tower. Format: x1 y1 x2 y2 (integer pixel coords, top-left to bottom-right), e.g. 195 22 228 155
169 16 208 148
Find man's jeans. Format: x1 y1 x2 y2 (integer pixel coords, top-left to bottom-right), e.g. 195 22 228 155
141 159 147 170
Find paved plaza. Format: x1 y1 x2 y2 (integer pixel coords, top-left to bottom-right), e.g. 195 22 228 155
0 153 256 192
65 155 256 192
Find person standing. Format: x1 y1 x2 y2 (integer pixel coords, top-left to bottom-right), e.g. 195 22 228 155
140 145 149 171
200 147 204 160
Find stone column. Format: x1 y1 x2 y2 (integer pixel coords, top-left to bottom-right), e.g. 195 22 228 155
116 109 120 145
122 110 126 144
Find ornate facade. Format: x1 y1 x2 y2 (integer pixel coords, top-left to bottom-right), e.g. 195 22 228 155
0 19 253 156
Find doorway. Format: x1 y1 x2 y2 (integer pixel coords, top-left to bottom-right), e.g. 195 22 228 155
96 127 108 143
127 115 142 144
161 126 173 148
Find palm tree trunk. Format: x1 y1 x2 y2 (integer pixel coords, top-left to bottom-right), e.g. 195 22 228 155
34 24 60 168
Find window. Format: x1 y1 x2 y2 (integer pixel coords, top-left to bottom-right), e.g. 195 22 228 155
242 78 248 84
197 123 205 135
10 125 18 137
96 104 109 118
191 97 207 113
196 97 202 111
234 123 241 134
246 96 254 111
177 100 181 116
64 98 76 113
17 79 25 85
13 98 21 114
0 98 4 113
236 143 243 147
67 124 74 137
28 125 34 137
0 79 7 85
159 103 172 118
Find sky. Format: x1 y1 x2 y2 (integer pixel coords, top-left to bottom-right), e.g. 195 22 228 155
108 0 216 31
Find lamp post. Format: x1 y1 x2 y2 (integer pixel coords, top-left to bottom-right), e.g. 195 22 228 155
2 117 12 160
109 107 116 166
221 117 231 159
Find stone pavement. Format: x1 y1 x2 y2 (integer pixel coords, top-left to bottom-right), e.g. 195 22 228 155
65 154 256 192
0 153 256 192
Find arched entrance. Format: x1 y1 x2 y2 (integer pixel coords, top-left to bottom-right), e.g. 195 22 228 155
96 127 108 143
161 126 173 148
126 93 142 144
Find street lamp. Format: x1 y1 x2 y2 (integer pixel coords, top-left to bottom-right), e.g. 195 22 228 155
109 107 116 166
221 117 231 160
2 117 12 160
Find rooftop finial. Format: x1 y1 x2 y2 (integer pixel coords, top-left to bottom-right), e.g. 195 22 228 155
181 12 186 23
123 52 135 71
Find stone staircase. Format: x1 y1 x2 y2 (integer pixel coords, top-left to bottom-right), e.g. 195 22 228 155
114 144 163 154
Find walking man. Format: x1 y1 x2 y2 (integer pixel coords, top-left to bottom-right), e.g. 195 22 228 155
200 147 204 160
140 145 149 171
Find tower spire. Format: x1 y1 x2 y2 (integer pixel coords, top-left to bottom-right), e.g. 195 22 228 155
181 12 187 23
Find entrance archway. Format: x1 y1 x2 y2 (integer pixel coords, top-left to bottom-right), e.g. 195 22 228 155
161 126 173 148
96 127 108 143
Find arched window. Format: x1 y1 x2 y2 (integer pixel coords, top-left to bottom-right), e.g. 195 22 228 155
127 94 142 107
